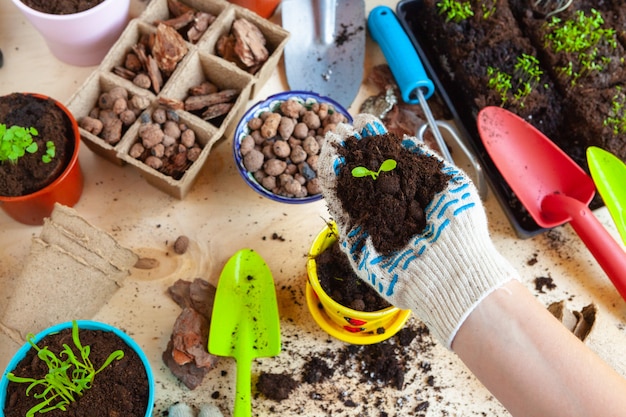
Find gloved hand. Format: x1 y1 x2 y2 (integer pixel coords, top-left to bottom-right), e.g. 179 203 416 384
318 114 519 348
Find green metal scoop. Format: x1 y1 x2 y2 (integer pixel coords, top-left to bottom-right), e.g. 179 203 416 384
208 249 281 417
587 146 626 245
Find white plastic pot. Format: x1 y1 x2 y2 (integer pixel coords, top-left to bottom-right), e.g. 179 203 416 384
10 0 130 66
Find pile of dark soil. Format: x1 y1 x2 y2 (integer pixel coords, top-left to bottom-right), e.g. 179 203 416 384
18 0 105 14
333 132 451 255
256 324 434 407
315 239 391 312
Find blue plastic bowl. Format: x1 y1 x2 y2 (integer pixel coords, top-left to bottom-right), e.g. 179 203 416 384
0 320 155 416
233 91 353 204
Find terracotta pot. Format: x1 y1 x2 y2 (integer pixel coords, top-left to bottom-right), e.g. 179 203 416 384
227 0 280 18
0 93 84 225
9 0 130 66
306 222 411 344
0 320 155 417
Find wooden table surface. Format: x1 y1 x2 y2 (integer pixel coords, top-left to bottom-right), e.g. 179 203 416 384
2 1 626 416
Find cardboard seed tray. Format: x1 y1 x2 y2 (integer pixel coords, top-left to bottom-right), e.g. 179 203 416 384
67 0 289 199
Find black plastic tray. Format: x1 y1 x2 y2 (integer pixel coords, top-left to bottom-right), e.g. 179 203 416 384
395 0 544 238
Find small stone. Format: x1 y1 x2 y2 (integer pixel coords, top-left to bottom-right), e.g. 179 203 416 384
173 235 190 254
168 403 194 417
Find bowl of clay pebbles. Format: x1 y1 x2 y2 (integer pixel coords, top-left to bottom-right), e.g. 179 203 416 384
233 91 352 203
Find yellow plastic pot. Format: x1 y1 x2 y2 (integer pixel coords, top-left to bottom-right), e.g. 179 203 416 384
306 222 411 344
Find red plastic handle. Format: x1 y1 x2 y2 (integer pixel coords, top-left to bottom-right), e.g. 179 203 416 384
542 193 626 302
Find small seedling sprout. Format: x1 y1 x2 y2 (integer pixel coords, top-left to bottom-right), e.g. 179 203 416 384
487 54 545 107
603 86 626 135
544 9 618 85
6 320 125 417
0 123 56 164
436 0 474 23
351 159 397 180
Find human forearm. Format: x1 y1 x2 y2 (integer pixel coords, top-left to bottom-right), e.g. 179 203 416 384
453 280 626 417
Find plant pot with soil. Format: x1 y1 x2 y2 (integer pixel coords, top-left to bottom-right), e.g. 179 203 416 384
306 221 411 345
0 93 84 225
0 320 155 417
9 0 130 66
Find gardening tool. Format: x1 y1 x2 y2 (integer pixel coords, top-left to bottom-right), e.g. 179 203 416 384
208 249 281 417
477 106 626 302
367 5 453 164
587 146 626 245
366 5 487 200
281 0 366 109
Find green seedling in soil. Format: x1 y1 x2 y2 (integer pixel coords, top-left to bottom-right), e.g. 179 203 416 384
481 1 497 19
603 86 626 135
0 123 56 164
487 54 546 107
436 0 473 23
544 9 619 85
351 159 397 180
6 321 125 417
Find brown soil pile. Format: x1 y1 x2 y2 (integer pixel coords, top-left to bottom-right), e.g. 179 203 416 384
256 325 433 406
333 132 451 255
315 239 391 312
18 0 105 14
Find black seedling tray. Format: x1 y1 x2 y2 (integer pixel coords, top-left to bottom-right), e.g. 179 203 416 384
395 0 545 238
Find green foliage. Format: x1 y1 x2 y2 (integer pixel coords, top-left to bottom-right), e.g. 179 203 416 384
481 1 497 19
436 0 474 23
603 86 626 135
0 123 39 163
0 123 56 164
351 159 397 180
6 321 125 417
487 54 545 107
544 9 618 85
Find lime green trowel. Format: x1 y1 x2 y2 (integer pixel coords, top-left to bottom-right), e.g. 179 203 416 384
587 146 626 245
208 249 281 417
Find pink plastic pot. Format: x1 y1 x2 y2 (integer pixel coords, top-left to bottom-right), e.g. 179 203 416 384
0 93 84 226
10 0 130 66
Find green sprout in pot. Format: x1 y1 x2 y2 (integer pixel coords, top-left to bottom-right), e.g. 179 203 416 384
0 123 56 164
351 159 397 180
6 320 125 417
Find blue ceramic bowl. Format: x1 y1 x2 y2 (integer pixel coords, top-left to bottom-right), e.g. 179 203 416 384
233 91 352 204
0 320 155 416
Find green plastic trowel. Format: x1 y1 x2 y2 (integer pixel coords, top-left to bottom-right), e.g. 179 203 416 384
208 249 281 417
587 146 626 245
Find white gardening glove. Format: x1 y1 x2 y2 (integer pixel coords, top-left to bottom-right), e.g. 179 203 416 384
318 114 519 348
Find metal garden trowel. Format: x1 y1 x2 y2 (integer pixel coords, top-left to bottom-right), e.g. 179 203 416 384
282 0 366 109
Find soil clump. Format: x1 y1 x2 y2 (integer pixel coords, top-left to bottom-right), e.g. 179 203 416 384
333 132 451 255
315 239 391 312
